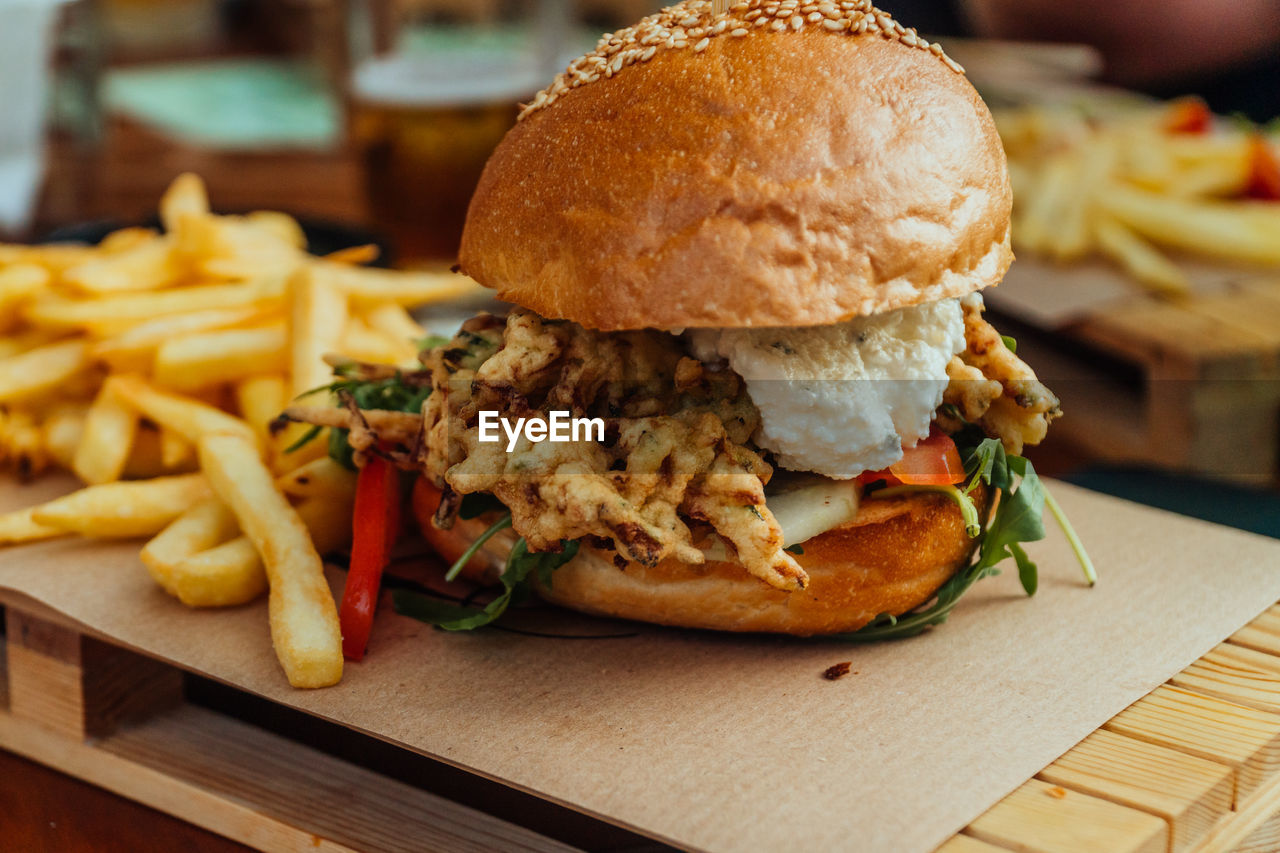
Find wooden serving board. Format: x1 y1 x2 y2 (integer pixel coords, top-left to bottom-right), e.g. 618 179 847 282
987 262 1280 485
8 592 1280 852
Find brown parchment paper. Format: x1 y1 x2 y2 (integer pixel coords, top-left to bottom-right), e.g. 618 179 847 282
3 478 1280 852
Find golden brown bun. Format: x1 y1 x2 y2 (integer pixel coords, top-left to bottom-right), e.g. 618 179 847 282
413 479 983 636
459 26 1012 331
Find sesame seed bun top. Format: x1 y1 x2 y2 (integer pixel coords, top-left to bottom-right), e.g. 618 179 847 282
458 0 1012 331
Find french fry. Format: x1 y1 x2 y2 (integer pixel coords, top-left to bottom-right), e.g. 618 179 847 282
98 226 159 254
111 375 259 449
1092 216 1190 295
41 403 88 469
1 409 48 479
141 497 241 599
153 323 287 391
317 262 484 307
30 473 212 538
276 456 357 500
0 328 62 360
24 279 284 330
160 172 210 233
73 377 140 484
0 263 50 332
324 244 380 266
1099 184 1280 266
160 426 195 469
197 433 342 688
0 506 66 545
245 210 307 249
91 306 277 371
0 340 89 404
288 268 347 397
339 317 415 364
363 301 425 345
61 237 183 294
0 243 96 273
166 536 267 608
234 374 287 446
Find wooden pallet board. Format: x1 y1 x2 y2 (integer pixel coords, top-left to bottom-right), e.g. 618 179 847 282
991 272 1280 484
11 597 1280 851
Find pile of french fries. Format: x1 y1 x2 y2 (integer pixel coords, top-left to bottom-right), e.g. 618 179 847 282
0 174 481 688
996 99 1280 294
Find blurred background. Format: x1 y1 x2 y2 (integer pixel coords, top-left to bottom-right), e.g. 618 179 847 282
3 0 1280 511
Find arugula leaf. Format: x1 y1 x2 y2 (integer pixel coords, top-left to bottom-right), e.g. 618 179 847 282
837 434 1054 642
1001 334 1018 354
393 537 580 631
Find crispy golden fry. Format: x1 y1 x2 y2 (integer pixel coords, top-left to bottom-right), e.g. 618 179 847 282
153 323 287 391
294 491 355 555
61 237 183 294
0 506 66 545
25 279 284 331
324 244 380 265
0 264 50 332
141 497 241 600
1092 216 1191 295
98 226 160 254
275 456 357 500
1100 185 1280 267
167 536 267 607
0 328 63 360
1 409 48 480
90 306 277 371
29 473 211 538
198 434 342 687
245 210 307 249
317 262 484 307
160 172 210 233
40 403 88 469
363 301 425 343
73 377 140 484
339 317 415 364
111 375 259 449
160 426 195 469
0 340 89 404
0 243 97 273
288 268 347 397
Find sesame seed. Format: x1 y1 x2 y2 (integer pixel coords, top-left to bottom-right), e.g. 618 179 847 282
518 0 963 120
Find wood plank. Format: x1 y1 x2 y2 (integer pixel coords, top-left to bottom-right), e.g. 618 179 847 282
1189 291 1280 349
0 703 578 853
1037 728 1233 853
4 607 181 740
1189 754 1280 853
935 835 1014 852
1232 810 1280 853
1104 685 1280 804
1229 607 1280 658
966 779 1166 853
0 632 7 710
1078 301 1271 374
1171 644 1280 714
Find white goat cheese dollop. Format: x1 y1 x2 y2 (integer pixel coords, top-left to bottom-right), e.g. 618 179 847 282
688 297 967 479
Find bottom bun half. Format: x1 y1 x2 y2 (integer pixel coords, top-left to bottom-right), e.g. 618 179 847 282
412 478 984 636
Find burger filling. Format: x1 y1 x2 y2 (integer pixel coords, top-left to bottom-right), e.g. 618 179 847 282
286 294 1058 594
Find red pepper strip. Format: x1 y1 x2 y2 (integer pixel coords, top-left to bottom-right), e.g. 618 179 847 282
1244 135 1280 201
856 431 966 487
340 452 402 661
1163 99 1212 135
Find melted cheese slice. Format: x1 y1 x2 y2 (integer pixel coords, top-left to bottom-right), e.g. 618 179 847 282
767 479 861 547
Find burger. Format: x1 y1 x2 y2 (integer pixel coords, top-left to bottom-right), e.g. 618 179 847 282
287 0 1084 651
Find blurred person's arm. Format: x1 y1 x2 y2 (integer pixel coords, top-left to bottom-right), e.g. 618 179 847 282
963 0 1280 86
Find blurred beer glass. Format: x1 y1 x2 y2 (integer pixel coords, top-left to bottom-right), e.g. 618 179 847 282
349 1 573 264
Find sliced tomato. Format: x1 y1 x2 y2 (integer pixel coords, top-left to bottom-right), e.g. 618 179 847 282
339 452 402 662
1244 135 1280 201
1163 99 1212 135
858 431 965 487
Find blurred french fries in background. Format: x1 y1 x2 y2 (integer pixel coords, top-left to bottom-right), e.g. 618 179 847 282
997 98 1280 294
0 173 483 687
